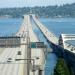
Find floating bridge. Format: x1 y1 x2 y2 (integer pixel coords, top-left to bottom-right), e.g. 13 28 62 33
0 15 46 75
32 14 75 52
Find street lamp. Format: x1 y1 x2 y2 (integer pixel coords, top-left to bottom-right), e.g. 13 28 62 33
15 58 36 75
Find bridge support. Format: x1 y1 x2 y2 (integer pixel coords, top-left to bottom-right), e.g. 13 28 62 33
59 34 75 51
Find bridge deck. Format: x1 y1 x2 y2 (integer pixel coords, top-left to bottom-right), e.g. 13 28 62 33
0 15 28 75
32 15 58 45
27 15 45 75
0 15 45 75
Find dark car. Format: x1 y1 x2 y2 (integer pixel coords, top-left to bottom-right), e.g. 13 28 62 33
17 51 21 55
7 58 12 62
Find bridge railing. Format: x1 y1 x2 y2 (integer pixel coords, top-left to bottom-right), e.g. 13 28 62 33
32 15 58 45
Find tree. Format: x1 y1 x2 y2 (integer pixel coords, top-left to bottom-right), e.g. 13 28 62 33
54 58 73 75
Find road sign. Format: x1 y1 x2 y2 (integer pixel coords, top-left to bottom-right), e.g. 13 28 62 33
31 42 44 48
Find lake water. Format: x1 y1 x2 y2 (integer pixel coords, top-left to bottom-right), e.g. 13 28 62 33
0 18 75 75
0 18 22 36
40 18 75 36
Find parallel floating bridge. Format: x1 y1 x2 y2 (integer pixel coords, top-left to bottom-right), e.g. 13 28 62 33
32 15 58 45
32 14 75 52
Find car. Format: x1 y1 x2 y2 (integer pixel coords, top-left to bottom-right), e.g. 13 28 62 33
7 58 12 62
17 51 21 55
8 58 12 60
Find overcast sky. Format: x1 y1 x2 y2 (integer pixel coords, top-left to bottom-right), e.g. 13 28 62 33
0 0 75 8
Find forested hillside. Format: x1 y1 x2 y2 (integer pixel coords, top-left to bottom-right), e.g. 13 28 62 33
0 3 75 18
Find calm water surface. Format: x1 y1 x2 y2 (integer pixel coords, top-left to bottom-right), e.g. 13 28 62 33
0 18 22 36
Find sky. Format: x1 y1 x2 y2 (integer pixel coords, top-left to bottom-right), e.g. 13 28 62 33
0 0 75 8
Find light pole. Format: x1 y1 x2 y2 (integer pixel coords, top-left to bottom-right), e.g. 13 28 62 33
15 58 35 75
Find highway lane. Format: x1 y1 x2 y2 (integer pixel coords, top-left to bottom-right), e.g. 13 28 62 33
0 48 19 75
0 15 28 75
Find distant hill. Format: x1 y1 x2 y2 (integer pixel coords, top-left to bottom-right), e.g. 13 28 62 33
0 3 75 18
